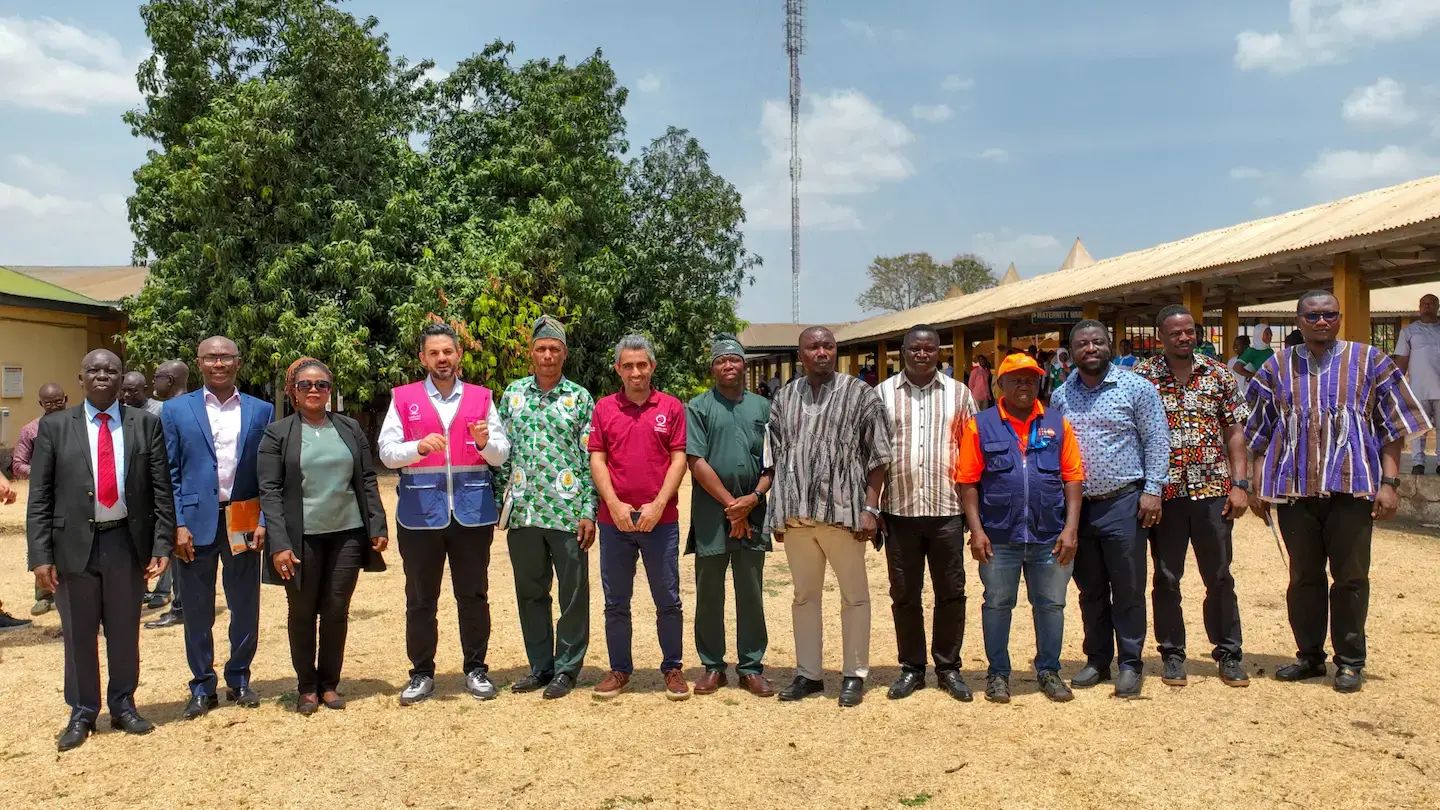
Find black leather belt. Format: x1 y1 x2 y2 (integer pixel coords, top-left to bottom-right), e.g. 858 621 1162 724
95 519 128 532
1085 481 1143 503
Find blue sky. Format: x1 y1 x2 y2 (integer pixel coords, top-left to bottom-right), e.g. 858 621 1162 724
3 0 1439 324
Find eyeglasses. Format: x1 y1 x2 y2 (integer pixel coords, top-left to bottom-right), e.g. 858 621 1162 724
1300 311 1342 324
294 380 333 393
199 354 239 367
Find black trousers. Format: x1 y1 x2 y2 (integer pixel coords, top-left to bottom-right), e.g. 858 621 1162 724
55 526 144 723
398 522 493 678
1276 494 1373 668
1150 496 1243 661
284 529 367 694
1074 488 1147 673
883 514 967 673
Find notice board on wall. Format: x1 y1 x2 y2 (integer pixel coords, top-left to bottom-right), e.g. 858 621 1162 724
1 367 21 399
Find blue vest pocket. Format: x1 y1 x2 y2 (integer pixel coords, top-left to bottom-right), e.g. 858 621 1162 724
397 478 449 529
453 472 499 527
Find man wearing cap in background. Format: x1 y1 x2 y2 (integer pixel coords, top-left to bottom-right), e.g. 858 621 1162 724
498 316 596 701
10 381 68 616
685 334 775 698
1396 293 1440 474
957 353 1084 704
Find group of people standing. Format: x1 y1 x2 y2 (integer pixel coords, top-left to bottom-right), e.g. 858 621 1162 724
12 287 1429 752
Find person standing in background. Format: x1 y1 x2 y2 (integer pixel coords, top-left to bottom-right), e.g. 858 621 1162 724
1114 339 1138 368
145 360 192 628
0 471 34 630
1234 324 1274 384
9 381 68 616
1226 336 1252 399
120 372 165 417
968 354 993 411
1395 294 1440 474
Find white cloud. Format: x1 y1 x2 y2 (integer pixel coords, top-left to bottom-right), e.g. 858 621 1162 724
841 19 875 39
0 17 141 113
970 229 1061 270
941 75 974 92
636 72 662 93
0 181 87 217
1304 144 1440 188
8 154 70 189
422 66 450 84
1229 166 1265 180
1254 196 1276 210
1342 77 1418 127
978 147 1010 163
911 103 953 123
745 89 914 231
1236 0 1440 73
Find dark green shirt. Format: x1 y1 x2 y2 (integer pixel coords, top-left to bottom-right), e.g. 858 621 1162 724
685 387 771 557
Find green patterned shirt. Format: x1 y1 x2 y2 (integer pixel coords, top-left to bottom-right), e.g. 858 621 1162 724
498 375 597 531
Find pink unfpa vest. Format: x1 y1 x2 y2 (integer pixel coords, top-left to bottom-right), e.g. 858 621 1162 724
391 381 498 529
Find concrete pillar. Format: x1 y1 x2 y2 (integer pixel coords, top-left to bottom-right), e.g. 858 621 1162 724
877 340 890 382
781 359 792 384
993 318 1009 366
1181 281 1205 321
848 345 860 376
1222 302 1240 361
1082 302 1100 321
1334 252 1370 343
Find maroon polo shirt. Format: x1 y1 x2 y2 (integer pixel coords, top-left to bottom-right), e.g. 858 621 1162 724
588 388 687 525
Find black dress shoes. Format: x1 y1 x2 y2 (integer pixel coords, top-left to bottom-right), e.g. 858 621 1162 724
110 710 155 735
1275 660 1328 682
144 610 184 629
838 677 865 707
542 673 575 700
511 672 554 693
1114 668 1143 698
1334 666 1364 693
227 685 260 708
57 719 94 752
887 671 925 700
939 670 973 702
1071 664 1112 689
778 676 824 702
183 694 219 719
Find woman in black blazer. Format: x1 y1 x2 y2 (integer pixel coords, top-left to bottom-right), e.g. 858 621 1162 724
258 358 388 715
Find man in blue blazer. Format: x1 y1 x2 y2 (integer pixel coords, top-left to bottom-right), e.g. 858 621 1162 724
162 336 274 719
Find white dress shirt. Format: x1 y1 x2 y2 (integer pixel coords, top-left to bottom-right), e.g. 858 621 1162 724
379 377 510 469
84 399 127 522
205 386 243 502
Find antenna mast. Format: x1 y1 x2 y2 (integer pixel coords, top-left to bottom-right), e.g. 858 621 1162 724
785 0 804 323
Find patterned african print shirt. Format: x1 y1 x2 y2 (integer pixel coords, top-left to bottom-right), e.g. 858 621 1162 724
1244 341 1430 501
497 376 596 530
765 373 894 534
1134 352 1249 501
1049 363 1171 498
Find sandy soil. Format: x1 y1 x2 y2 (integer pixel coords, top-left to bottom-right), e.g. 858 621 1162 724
1 477 1437 810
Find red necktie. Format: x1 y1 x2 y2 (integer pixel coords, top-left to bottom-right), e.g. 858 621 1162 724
96 412 119 508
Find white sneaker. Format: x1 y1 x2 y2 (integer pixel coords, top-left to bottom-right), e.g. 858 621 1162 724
400 675 434 706
466 670 497 701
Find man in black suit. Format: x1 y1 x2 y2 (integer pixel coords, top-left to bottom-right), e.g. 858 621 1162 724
27 349 175 752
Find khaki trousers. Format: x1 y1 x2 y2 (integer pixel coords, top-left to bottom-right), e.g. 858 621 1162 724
784 523 870 680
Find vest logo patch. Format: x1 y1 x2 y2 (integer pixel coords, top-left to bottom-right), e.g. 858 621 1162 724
406 402 422 421
1037 427 1056 439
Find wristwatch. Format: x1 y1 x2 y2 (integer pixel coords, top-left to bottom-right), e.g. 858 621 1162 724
862 505 882 518
1381 476 1401 489
1232 479 1250 491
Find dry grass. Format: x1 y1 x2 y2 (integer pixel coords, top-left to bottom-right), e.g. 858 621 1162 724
1 476 1438 810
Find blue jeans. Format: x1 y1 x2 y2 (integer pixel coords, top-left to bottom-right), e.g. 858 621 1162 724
978 542 1073 678
599 522 683 674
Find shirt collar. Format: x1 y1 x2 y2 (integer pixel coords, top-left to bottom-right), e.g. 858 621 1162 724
898 371 945 391
203 386 241 407
84 398 121 424
424 376 464 402
998 398 1045 425
1297 341 1345 364
524 375 569 396
1072 363 1120 391
617 388 660 409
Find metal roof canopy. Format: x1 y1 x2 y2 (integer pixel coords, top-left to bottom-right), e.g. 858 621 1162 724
836 174 1440 346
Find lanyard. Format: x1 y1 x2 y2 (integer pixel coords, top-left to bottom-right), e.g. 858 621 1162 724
1001 411 1053 454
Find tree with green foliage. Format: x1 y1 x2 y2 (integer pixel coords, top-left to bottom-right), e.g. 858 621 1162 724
856 252 997 313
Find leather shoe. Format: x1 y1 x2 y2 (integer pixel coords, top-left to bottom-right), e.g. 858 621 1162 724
183 694 219 719
694 670 728 695
939 670 973 702
778 675 824 702
838 676 864 707
511 672 553 693
1114 668 1143 698
740 673 775 697
227 685 260 708
57 719 93 752
321 691 346 710
1071 664 1111 689
542 673 575 700
109 710 155 735
1334 666 1364 693
887 671 925 700
144 610 184 629
1275 660 1328 682
296 694 320 715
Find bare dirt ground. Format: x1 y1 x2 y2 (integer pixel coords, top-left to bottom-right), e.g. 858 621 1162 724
1 476 1437 810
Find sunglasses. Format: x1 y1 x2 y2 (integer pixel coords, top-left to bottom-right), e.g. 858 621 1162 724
1300 311 1341 324
294 379 333 393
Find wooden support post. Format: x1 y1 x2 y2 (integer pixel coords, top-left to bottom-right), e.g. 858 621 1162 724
993 318 1009 366
1181 281 1205 322
877 340 890 382
848 345 860 376
1082 302 1100 321
1222 302 1240 361
1334 253 1369 343
954 328 971 375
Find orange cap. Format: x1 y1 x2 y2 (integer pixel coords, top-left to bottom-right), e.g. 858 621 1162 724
996 353 1044 379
